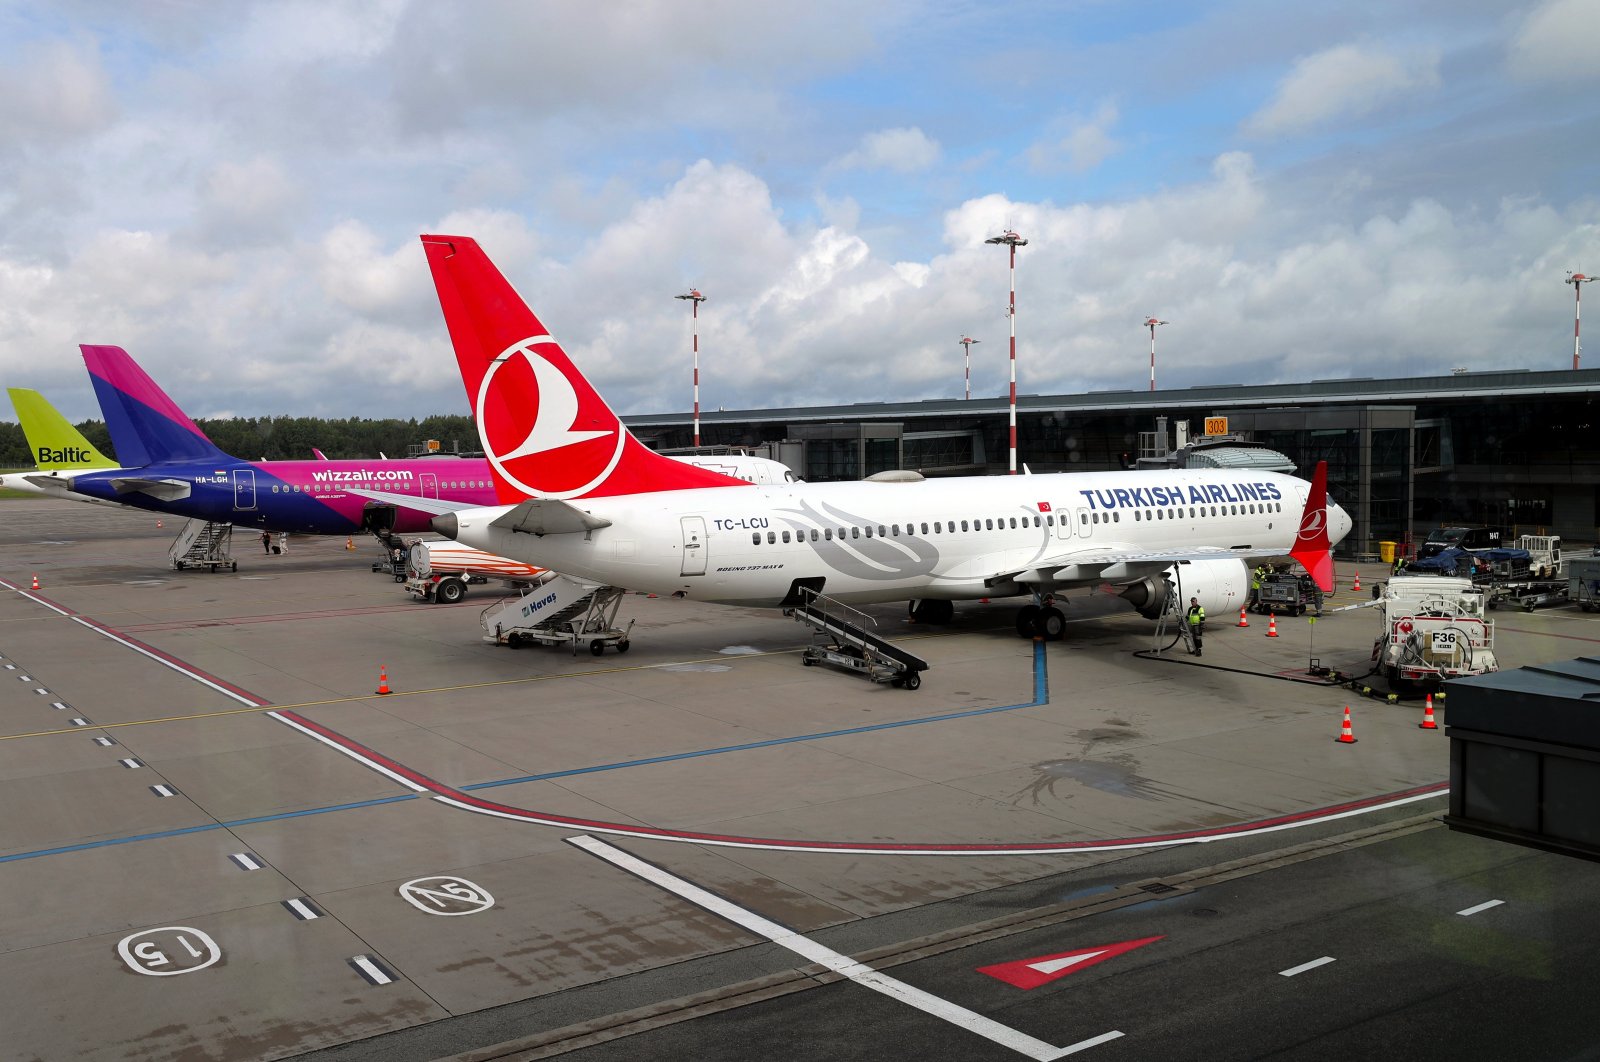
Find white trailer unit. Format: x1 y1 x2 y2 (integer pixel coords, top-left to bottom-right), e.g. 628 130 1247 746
403 540 545 604
1373 575 1498 691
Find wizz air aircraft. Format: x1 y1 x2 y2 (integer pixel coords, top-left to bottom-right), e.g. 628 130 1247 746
420 234 1351 638
42 345 794 537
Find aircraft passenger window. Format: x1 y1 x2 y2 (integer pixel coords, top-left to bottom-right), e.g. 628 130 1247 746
782 531 791 543
851 527 860 539
933 522 941 533
1135 511 1142 521
1114 512 1120 522
960 520 969 532
921 522 929 534
1034 516 1041 527
810 529 819 542
1080 513 1087 525
864 526 873 538
879 525 887 537
767 531 777 544
1009 517 1017 529
824 528 833 540
1045 514 1054 526
752 533 761 545
892 524 900 536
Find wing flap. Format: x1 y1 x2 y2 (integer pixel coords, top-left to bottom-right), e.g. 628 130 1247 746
489 498 612 535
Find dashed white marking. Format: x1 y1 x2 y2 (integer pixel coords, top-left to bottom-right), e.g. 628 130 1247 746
3 664 15 670
118 759 143 770
567 834 1116 1061
33 687 48 695
1279 957 1336 977
349 954 394 985
51 702 67 710
229 852 263 871
71 718 90 727
1457 899 1505 917
93 737 116 747
150 784 178 797
18 674 32 681
283 898 321 920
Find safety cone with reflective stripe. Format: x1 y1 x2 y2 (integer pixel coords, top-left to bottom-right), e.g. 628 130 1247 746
1265 613 1278 637
1236 607 1250 628
156 518 163 529
345 536 355 551
1352 571 1361 592
1336 705 1357 744
30 573 39 590
1419 693 1439 730
375 666 392 696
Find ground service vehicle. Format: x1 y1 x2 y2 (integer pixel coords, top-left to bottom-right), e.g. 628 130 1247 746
1372 575 1498 691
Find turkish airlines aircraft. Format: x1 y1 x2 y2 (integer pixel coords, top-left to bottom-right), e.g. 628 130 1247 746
421 234 1352 639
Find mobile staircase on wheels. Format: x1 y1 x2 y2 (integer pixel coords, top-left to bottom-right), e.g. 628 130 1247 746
479 572 633 656
789 587 929 690
168 519 236 572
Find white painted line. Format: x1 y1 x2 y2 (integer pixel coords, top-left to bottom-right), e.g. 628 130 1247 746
51 701 67 710
1457 899 1505 917
93 737 116 747
66 615 266 707
18 674 31 681
1279 957 1336 977
283 897 321 920
566 835 1116 1061
267 711 428 792
349 954 394 985
70 718 90 727
229 852 263 871
117 757 142 769
33 687 48 695
150 784 177 797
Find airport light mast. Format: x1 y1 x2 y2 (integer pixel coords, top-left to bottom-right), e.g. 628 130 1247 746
1568 272 1593 371
985 230 1028 473
1143 317 1168 391
675 288 707 446
959 336 980 400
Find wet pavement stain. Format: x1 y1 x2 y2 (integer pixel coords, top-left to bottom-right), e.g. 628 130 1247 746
1018 754 1167 804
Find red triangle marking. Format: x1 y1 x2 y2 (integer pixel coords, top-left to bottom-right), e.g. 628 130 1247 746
977 935 1165 990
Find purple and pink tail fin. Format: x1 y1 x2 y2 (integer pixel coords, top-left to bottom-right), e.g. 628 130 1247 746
420 234 749 503
81 345 230 468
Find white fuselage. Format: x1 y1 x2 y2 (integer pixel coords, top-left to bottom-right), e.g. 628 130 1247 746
447 468 1345 608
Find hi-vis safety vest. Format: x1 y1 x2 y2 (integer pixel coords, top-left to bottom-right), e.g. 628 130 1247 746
1187 606 1205 626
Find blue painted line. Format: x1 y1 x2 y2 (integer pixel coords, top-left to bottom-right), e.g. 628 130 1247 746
462 639 1051 792
1 640 1050 864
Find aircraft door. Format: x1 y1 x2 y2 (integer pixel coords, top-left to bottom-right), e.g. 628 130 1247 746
419 473 438 499
232 469 256 511
1055 503 1073 540
1076 507 1092 540
680 516 708 577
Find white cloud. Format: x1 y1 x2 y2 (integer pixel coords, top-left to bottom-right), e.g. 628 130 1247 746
0 40 116 148
1246 44 1441 137
1026 101 1120 174
832 127 942 173
1507 0 1600 82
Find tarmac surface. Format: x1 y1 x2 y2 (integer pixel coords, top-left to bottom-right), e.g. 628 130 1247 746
1 498 1597 1061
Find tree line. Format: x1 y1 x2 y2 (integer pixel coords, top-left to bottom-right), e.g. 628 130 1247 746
0 414 480 468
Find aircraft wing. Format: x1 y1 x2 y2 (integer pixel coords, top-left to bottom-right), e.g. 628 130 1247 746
107 477 192 501
1002 544 1274 587
345 487 476 515
488 498 612 535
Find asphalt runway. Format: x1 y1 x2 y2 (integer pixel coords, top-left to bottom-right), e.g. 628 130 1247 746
1 498 1596 1061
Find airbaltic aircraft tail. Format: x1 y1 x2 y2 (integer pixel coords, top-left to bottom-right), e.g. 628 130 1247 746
81 344 232 468
8 388 116 470
420 234 751 503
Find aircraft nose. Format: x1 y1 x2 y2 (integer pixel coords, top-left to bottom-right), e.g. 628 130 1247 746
431 512 459 539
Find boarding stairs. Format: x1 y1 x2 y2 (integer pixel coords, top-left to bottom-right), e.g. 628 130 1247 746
169 519 236 572
790 587 928 690
480 572 632 656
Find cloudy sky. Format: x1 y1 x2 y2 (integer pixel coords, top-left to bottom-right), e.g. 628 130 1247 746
1 0 1597 423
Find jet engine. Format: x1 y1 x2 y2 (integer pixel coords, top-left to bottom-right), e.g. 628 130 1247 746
1117 558 1249 620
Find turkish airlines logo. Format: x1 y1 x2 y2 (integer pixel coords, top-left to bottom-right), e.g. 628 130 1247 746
1298 507 1327 539
477 336 623 499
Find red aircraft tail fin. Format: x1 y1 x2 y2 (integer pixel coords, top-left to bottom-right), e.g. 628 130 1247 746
1290 460 1334 591
420 234 749 503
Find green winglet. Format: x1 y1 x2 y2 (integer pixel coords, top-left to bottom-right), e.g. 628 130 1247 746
8 388 115 470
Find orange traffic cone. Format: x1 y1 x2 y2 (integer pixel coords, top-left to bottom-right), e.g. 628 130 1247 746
1236 607 1250 628
345 536 355 551
1265 613 1279 637
1419 693 1439 730
29 573 39 590
1336 705 1358 744
156 518 163 529
1352 571 1361 592
375 666 392 696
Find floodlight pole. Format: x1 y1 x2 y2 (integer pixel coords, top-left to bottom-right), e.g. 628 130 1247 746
1568 273 1593 371
985 230 1028 473
1144 317 1168 391
959 336 980 400
675 289 707 446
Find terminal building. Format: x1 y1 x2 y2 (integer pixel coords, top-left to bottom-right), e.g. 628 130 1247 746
630 367 1600 560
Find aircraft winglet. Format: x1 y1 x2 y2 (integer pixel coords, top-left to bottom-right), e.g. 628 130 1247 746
1289 460 1335 592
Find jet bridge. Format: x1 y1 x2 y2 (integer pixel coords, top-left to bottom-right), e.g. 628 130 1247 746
790 587 929 689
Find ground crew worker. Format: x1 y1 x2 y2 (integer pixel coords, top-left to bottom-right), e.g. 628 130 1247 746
1187 596 1206 656
1393 555 1405 576
1249 566 1263 611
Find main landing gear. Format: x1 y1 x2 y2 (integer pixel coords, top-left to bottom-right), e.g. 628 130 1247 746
1014 601 1065 640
